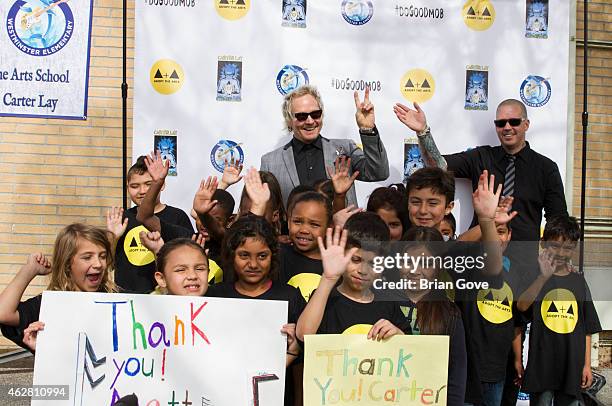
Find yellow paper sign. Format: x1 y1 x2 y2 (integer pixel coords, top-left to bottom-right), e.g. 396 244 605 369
304 334 449 405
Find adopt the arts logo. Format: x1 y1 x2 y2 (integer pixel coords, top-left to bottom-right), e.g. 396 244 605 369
6 0 74 56
150 59 184 95
341 0 373 26
215 0 250 20
540 288 578 334
276 64 309 95
520 74 551 107
462 0 495 31
210 139 244 173
400 68 435 104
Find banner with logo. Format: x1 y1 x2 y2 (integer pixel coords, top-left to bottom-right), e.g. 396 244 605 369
0 0 92 119
134 1 570 230
304 334 450 405
32 291 287 405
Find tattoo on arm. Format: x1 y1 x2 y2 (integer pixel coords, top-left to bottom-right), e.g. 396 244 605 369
417 132 447 170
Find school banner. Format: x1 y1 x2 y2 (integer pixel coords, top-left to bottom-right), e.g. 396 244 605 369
32 291 287 405
134 1 570 231
304 334 450 405
0 0 93 119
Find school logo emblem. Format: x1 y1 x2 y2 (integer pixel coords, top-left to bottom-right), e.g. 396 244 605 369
276 65 309 95
520 75 551 107
462 0 495 31
465 66 489 111
6 0 74 56
124 225 155 266
540 288 578 334
282 0 306 28
216 57 242 101
477 282 513 324
215 0 250 20
400 69 435 104
341 0 373 26
287 273 321 302
210 139 244 173
343 324 373 335
525 0 548 39
150 60 184 95
154 134 177 176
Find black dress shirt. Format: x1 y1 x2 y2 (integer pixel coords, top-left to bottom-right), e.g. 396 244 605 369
292 135 327 186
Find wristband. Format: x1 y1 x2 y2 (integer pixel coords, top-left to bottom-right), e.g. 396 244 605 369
417 124 430 137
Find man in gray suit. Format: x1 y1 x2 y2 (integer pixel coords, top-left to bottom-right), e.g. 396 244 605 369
260 85 389 207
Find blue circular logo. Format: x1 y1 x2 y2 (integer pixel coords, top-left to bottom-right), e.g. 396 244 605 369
276 65 309 95
210 140 244 173
341 0 373 25
6 0 74 56
520 75 551 107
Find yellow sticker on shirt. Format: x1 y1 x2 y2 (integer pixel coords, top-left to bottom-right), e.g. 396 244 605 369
541 288 578 334
123 225 155 266
287 273 321 302
477 282 513 324
342 324 373 335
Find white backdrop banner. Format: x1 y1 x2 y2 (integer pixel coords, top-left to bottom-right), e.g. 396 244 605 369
134 0 569 230
0 0 93 119
32 291 287 405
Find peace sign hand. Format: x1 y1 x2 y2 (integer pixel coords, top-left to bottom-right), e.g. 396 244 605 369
354 87 375 130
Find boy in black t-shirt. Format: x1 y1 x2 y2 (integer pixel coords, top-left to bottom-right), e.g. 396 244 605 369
296 213 409 340
517 216 601 406
112 155 193 293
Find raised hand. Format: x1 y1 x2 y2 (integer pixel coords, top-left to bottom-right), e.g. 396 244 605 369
538 249 556 279
332 205 363 229
244 167 270 215
219 158 243 190
106 207 128 240
368 319 404 341
23 321 45 352
144 150 169 182
472 170 501 221
354 87 375 129
25 253 51 276
191 233 207 251
495 196 518 225
139 230 164 255
393 102 427 133
327 156 359 196
281 323 300 355
193 177 218 215
318 226 358 281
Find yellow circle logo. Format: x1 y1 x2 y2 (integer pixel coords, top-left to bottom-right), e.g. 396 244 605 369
462 0 496 31
150 59 184 95
400 69 435 104
477 282 513 324
287 273 321 302
215 0 250 20
123 225 155 266
343 324 373 335
541 289 578 334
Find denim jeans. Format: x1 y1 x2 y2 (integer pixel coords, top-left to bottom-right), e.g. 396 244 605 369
529 390 583 406
464 380 505 406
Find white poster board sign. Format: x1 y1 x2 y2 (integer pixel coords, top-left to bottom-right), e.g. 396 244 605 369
33 291 287 405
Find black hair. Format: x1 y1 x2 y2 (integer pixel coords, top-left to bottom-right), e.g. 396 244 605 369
367 185 411 232
542 215 580 243
127 156 148 181
288 191 333 226
344 212 390 252
406 167 455 205
442 213 456 234
221 215 279 283
286 185 316 215
313 179 334 203
212 189 235 222
156 238 208 274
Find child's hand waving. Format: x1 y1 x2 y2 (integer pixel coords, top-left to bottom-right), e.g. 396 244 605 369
318 226 358 281
25 253 51 276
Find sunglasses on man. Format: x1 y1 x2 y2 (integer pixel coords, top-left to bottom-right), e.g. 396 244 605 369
494 118 526 128
293 109 323 122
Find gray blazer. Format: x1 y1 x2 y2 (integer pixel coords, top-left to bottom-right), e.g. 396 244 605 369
260 129 389 208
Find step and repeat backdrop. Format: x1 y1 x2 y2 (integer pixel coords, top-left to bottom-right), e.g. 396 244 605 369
134 0 569 231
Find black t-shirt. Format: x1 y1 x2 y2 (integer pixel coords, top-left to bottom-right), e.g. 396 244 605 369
0 294 42 350
115 206 193 293
318 289 411 335
523 273 601 397
279 243 323 302
206 281 306 324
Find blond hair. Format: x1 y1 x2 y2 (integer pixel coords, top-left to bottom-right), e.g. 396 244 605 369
281 85 324 132
47 223 117 293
